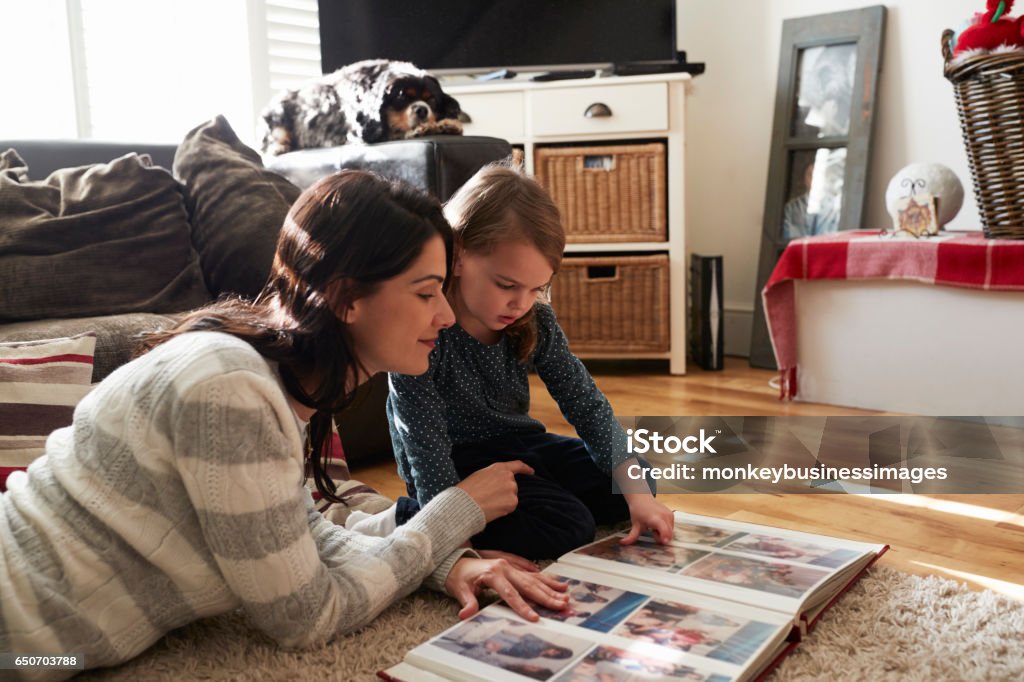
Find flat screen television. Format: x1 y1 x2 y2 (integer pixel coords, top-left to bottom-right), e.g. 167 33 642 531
318 0 677 76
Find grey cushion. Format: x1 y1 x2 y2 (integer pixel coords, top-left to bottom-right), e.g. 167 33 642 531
0 150 210 322
0 313 181 382
173 116 301 299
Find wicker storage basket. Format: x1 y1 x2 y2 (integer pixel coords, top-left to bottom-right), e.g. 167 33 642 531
534 143 667 243
550 254 669 353
943 29 1024 238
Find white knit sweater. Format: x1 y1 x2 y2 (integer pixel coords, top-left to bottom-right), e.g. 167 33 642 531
0 332 484 680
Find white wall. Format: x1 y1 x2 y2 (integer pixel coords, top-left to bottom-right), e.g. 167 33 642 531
677 1 978 355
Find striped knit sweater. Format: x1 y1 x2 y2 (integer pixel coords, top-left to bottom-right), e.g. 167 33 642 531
0 332 485 680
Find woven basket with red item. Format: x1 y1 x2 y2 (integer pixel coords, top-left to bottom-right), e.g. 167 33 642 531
944 0 1024 238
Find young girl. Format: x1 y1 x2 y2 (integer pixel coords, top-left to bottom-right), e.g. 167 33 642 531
387 165 674 560
0 170 566 679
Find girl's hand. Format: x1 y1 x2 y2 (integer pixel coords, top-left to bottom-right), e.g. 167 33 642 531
455 460 534 522
620 494 674 545
445 557 568 621
476 549 539 573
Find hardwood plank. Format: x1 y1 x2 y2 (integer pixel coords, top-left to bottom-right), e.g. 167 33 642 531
352 358 1024 599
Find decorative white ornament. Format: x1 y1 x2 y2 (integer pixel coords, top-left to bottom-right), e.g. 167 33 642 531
885 162 964 228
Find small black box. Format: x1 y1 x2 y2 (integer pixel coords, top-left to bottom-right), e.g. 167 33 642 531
689 254 724 371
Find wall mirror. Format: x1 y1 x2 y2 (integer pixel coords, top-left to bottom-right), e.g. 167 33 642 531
749 6 886 369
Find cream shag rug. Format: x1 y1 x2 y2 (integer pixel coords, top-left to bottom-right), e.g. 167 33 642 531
76 565 1024 682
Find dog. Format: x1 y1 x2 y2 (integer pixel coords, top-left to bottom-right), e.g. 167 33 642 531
259 59 463 156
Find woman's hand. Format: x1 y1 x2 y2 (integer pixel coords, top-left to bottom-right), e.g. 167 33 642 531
455 460 534 522
445 557 568 622
620 493 674 545
476 549 539 573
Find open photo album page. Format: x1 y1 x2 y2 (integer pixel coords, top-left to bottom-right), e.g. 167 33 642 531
402 561 795 682
560 512 884 614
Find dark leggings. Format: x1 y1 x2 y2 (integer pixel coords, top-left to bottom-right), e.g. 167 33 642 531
397 432 653 560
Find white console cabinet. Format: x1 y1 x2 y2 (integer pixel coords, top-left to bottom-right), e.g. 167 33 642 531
447 74 690 374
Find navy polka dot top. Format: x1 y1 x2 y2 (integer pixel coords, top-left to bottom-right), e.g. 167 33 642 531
387 303 629 505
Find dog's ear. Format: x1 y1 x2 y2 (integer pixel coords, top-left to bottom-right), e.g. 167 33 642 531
439 93 462 121
260 96 293 133
361 67 404 143
259 95 298 155
359 117 386 144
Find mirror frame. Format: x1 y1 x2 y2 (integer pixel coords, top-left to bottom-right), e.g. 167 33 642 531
749 5 887 369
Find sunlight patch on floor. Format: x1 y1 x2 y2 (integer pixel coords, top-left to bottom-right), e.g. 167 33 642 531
910 561 1024 602
853 493 1024 529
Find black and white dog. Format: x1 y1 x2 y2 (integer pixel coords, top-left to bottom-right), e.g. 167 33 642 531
259 59 463 156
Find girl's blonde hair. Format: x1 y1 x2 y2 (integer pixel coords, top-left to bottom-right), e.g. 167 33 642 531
444 164 565 362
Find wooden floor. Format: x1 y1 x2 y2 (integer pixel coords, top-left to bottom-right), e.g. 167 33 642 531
356 357 1024 601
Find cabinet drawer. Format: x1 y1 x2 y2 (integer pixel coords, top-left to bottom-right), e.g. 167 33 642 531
530 83 668 137
454 92 525 140
535 143 667 243
551 254 670 353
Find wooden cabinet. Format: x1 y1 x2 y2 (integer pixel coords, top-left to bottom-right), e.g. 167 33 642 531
447 74 689 374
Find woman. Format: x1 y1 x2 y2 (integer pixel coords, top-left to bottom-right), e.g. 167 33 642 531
0 171 567 679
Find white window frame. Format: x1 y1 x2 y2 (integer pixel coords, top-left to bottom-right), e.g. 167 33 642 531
17 0 321 143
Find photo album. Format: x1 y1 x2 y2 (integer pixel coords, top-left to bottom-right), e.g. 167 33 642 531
379 511 887 682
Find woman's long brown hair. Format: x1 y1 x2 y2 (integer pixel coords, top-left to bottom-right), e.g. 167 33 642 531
141 171 452 502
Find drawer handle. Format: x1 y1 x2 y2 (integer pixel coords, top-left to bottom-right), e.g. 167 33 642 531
586 265 619 281
584 102 613 118
457 111 473 124
583 154 615 170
